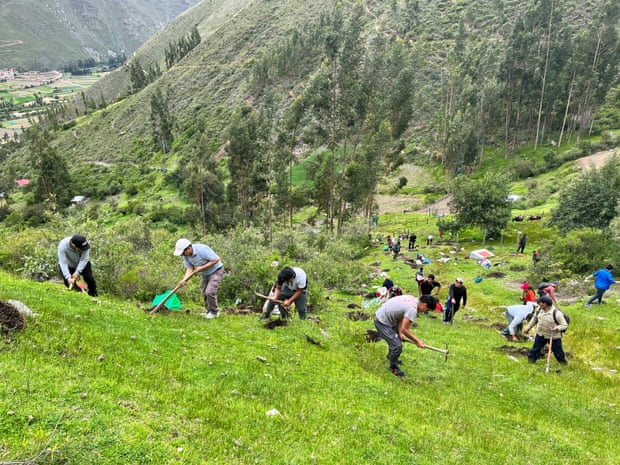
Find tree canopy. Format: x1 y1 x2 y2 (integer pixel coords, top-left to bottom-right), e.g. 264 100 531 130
449 173 512 238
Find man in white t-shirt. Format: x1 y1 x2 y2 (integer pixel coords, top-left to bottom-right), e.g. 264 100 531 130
261 266 308 320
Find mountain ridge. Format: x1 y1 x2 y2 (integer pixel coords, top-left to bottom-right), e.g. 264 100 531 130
0 0 201 70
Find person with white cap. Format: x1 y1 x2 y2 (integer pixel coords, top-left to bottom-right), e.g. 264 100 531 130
443 277 467 324
57 234 98 296
174 238 224 319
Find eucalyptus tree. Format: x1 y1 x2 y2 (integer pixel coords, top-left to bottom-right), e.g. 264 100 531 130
150 87 174 154
28 125 72 208
226 106 269 226
183 131 226 234
304 4 367 235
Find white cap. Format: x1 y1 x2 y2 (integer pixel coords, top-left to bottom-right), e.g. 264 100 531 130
455 277 464 283
174 238 191 256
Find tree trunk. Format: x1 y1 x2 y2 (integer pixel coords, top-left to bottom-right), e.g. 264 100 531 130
558 71 574 148
535 0 554 150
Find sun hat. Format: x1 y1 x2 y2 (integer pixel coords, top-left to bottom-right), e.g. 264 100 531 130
520 282 531 290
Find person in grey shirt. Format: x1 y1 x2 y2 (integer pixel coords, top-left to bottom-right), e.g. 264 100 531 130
57 234 98 296
174 238 224 319
374 294 436 377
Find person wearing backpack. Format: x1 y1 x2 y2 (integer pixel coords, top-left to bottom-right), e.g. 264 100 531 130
523 296 568 365
584 264 616 308
537 281 558 304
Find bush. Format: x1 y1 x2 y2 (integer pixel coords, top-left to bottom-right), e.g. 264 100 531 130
545 229 620 276
18 241 58 281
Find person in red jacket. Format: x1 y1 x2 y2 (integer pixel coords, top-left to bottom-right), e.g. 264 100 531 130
520 282 536 304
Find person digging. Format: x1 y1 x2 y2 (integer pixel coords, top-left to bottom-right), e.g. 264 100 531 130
260 266 308 320
373 294 436 377
57 234 98 297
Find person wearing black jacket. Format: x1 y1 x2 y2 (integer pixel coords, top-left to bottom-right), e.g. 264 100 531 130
443 277 467 324
419 274 441 297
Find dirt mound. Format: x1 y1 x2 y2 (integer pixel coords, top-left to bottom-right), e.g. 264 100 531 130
0 301 25 330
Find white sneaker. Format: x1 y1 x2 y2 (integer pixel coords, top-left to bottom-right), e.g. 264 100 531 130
202 312 219 319
272 305 280 316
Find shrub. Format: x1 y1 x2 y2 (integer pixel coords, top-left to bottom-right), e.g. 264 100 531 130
545 229 620 276
18 241 58 281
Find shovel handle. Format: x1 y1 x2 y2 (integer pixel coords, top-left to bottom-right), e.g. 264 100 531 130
254 291 287 306
150 271 197 314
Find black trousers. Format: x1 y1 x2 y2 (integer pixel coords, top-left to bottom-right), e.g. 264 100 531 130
61 262 98 297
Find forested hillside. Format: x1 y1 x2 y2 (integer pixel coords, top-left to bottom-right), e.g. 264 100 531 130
0 0 618 235
0 0 200 70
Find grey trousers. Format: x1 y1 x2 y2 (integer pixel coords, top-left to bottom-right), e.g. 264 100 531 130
264 285 308 319
201 267 224 314
374 319 402 368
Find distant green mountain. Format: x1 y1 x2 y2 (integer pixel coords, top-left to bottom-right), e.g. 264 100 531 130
0 0 617 234
0 0 200 70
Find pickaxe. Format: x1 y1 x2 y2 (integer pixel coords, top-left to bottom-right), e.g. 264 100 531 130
424 343 450 362
404 340 449 361
254 291 291 318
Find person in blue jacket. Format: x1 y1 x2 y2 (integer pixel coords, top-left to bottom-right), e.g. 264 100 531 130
585 264 615 308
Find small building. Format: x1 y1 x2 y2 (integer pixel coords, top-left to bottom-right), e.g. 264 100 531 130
70 195 90 206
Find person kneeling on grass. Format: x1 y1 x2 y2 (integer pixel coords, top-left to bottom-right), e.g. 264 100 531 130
374 294 436 377
523 296 568 365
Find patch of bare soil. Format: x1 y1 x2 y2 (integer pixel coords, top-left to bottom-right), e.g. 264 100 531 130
347 310 370 321
0 301 25 330
575 149 618 170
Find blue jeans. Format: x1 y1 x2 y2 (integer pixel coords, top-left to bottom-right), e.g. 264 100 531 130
586 287 606 306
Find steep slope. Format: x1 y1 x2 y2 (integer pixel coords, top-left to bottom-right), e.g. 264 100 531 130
0 0 200 70
54 0 335 163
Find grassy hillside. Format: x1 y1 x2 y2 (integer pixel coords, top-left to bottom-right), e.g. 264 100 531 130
0 0 200 70
48 0 611 165
1 212 618 464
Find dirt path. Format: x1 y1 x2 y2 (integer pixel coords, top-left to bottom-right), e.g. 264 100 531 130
575 148 618 170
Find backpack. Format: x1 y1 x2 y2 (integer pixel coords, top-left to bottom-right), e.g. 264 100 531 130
537 282 551 293
553 309 570 333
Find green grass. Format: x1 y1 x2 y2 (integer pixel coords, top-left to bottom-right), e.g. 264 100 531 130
1 218 619 464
